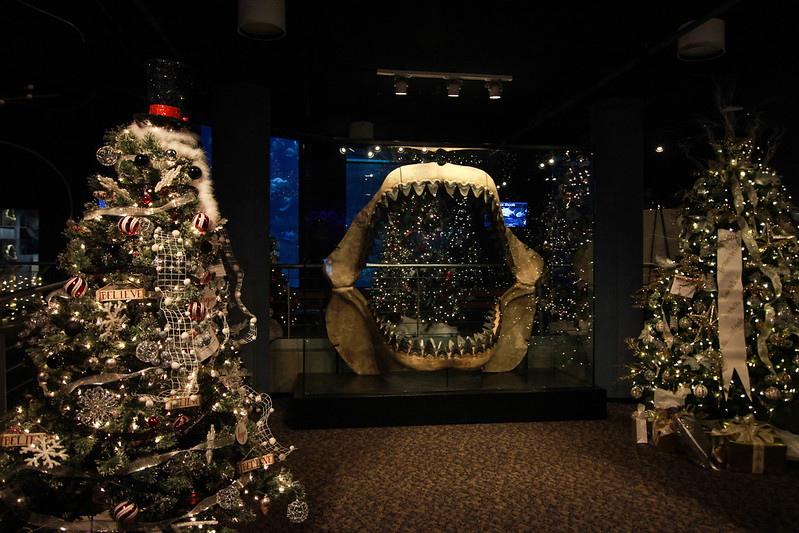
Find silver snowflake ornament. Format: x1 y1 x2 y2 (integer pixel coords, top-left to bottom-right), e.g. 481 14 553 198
287 499 309 523
77 387 120 428
216 485 241 510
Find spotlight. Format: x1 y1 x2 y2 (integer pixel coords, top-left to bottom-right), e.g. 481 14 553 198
446 78 462 98
486 80 502 99
394 76 409 96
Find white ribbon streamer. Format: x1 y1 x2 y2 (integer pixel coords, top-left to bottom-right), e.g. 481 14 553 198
717 229 752 400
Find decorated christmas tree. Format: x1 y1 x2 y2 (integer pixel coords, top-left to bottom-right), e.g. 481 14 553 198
536 158 593 333
268 233 297 331
0 60 307 532
626 108 799 423
370 190 502 332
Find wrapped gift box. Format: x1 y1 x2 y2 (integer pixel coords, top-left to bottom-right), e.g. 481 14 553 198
711 415 787 474
722 440 786 474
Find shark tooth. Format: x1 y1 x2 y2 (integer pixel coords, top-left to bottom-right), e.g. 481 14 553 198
463 337 474 354
399 183 413 196
412 182 426 196
447 339 456 355
386 188 399 202
399 336 411 351
410 337 423 354
444 182 457 196
471 185 485 198
427 182 439 197
458 184 471 197
424 337 437 355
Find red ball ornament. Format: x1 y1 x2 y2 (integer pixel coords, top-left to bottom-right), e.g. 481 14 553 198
142 192 153 205
188 492 199 505
64 276 88 298
198 270 212 286
118 215 141 236
113 501 139 524
146 416 160 428
188 301 207 321
192 212 211 233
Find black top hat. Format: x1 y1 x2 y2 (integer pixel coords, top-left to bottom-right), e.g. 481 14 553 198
134 59 193 129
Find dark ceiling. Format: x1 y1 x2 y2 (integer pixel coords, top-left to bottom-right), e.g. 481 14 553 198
2 0 797 215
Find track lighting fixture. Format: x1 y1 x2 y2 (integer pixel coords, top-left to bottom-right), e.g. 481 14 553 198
394 76 409 96
486 80 502 99
378 69 512 99
446 78 463 98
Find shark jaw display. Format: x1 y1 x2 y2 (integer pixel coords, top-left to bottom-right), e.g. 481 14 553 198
323 162 544 374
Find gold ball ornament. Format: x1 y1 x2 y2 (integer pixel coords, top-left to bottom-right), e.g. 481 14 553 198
765 386 781 401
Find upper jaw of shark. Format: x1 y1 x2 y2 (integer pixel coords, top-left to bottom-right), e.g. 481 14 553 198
324 162 544 374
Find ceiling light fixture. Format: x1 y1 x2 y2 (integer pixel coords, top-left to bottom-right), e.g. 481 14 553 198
677 18 725 61
238 0 286 40
447 78 463 98
378 69 512 99
394 77 409 96
486 80 502 99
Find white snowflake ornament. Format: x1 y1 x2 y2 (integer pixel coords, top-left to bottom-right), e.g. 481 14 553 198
20 435 68 469
96 302 129 341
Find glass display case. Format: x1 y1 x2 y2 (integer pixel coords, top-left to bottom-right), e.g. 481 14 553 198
268 143 605 427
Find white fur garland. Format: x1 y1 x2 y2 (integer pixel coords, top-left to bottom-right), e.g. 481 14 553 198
126 122 220 225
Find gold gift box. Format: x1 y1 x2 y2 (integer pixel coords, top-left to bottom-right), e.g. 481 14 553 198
722 439 786 474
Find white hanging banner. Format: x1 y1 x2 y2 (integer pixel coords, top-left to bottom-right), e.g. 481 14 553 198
717 229 752 400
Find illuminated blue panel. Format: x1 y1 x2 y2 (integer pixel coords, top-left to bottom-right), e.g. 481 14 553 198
501 201 528 228
270 138 300 282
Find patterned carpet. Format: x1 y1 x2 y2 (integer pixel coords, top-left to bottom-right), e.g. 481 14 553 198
242 398 799 533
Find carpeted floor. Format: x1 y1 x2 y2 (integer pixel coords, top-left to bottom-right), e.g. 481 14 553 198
242 398 799 533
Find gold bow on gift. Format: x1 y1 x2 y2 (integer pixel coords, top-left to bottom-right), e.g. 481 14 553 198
651 408 676 445
710 414 777 444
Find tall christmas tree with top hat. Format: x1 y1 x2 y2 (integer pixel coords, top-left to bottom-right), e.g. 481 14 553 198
0 60 307 532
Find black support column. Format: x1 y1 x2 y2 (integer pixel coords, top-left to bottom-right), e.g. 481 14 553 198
210 83 271 391
591 98 643 398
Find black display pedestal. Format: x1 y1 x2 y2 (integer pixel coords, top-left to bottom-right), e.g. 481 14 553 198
286 370 607 429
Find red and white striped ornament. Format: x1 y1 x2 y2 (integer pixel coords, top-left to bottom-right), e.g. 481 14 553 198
117 215 141 236
113 501 139 524
187 301 207 321
198 269 212 285
64 276 88 298
192 212 211 233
